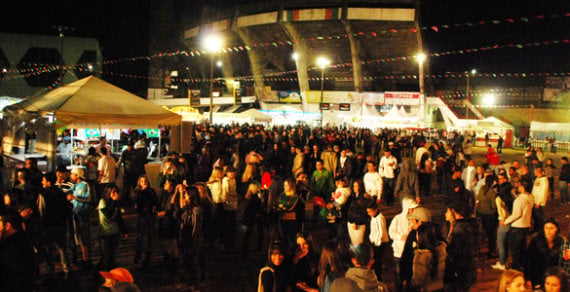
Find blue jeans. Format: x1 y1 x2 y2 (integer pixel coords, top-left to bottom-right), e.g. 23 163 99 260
497 224 511 265
559 181 569 203
508 227 529 271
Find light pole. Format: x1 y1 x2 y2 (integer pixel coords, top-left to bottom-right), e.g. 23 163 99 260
466 69 476 120
416 53 426 120
202 34 223 124
316 56 330 128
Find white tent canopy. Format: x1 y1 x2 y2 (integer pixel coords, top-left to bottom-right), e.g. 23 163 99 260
240 108 273 123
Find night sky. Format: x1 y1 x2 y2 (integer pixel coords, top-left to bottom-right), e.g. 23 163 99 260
1 0 568 95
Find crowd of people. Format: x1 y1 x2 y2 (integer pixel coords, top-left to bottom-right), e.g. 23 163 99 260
0 123 569 291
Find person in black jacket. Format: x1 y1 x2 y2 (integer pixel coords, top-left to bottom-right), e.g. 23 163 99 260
559 157 570 204
0 208 38 292
242 182 265 257
444 203 479 291
525 218 566 289
133 175 159 266
37 172 72 278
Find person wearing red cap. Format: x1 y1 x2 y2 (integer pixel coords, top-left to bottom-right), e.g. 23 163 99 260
99 267 134 289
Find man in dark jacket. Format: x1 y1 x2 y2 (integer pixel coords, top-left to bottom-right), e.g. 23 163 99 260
559 157 570 204
444 203 479 291
38 172 72 277
336 148 354 181
445 168 468 208
0 208 38 292
394 160 420 202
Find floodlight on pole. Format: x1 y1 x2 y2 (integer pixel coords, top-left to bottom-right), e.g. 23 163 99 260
466 68 477 120
292 52 299 61
216 60 223 68
201 33 224 124
416 52 426 120
316 56 330 127
483 93 496 105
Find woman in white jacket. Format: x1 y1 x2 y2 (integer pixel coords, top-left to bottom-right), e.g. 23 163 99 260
389 196 418 291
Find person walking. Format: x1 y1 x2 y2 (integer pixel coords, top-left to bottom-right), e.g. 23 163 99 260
97 185 127 271
504 181 534 271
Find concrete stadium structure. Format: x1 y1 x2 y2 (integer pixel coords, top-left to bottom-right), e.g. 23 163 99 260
0 33 102 98
148 0 428 112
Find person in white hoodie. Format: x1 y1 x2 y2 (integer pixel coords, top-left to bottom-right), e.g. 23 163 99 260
461 160 478 193
505 181 534 271
531 166 549 233
389 197 418 292
366 200 390 281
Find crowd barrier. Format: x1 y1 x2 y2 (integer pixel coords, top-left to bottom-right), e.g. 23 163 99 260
528 139 570 153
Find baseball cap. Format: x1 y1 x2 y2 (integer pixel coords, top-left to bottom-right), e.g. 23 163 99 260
70 167 84 178
407 206 432 222
100 267 134 287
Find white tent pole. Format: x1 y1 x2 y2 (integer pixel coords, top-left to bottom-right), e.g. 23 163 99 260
156 129 161 160
70 129 74 167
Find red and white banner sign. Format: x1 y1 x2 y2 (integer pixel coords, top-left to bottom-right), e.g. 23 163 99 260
385 91 420 105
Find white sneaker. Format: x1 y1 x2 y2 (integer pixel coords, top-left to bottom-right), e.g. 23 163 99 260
491 262 506 271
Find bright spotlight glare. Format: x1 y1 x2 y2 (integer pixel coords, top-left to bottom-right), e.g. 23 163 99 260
416 52 426 63
292 52 299 61
216 60 223 67
202 34 224 52
483 93 495 105
316 56 331 68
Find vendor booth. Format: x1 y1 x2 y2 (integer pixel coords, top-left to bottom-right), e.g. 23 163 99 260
2 76 181 171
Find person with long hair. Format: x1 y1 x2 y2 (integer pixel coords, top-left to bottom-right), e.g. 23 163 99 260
317 241 347 292
497 269 527 292
178 185 204 289
207 167 224 248
97 184 127 271
258 241 293 292
157 178 181 271
293 231 319 292
346 180 371 246
277 178 299 245
525 218 566 289
242 182 265 257
221 166 239 251
543 267 567 292
475 174 498 258
133 175 158 266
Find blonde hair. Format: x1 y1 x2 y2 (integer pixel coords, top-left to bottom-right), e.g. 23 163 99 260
242 163 255 183
245 182 261 199
209 167 224 182
497 269 524 292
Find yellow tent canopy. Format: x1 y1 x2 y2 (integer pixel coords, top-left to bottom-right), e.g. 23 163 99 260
4 76 181 128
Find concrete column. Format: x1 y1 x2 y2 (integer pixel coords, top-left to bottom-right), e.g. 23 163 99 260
343 20 363 93
234 28 266 99
281 23 310 113
219 52 235 95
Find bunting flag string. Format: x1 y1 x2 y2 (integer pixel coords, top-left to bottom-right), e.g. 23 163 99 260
5 37 568 79
1 12 565 71
421 12 568 32
3 60 568 83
